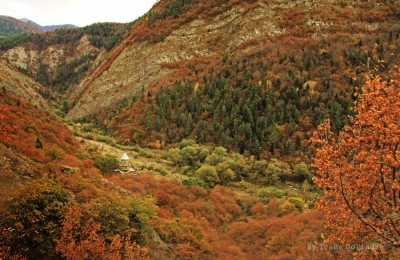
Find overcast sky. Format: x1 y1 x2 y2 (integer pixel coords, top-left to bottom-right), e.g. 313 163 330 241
1 0 158 27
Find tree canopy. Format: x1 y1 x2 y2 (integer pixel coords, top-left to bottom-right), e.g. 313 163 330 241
313 69 400 258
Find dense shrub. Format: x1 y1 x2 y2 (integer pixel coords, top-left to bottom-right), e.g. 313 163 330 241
287 197 304 213
94 154 120 174
0 180 69 259
182 177 210 191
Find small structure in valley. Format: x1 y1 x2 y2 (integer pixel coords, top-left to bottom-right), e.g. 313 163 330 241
118 152 135 173
121 152 130 171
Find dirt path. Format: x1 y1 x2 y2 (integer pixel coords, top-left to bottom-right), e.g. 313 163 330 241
76 136 134 160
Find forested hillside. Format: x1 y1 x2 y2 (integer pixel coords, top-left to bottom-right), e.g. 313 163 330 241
3 1 400 163
1 0 400 259
0 90 345 260
0 21 136 99
99 0 400 162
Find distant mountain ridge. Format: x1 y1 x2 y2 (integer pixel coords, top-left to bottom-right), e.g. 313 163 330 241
0 15 77 37
0 15 41 36
20 18 77 32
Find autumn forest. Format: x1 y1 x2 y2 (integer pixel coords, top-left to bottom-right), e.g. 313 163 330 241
1 0 400 259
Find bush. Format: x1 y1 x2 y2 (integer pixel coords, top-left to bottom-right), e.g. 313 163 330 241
278 200 296 216
287 197 305 213
267 197 282 216
252 159 289 185
155 190 171 207
139 148 155 158
255 187 285 200
94 154 120 174
75 152 90 160
215 160 236 185
0 180 69 258
292 162 312 182
154 165 168 176
236 195 256 214
182 178 210 191
265 159 291 184
205 146 228 165
45 146 65 161
178 139 196 149
196 165 219 188
181 145 209 168
251 202 267 216
167 148 182 166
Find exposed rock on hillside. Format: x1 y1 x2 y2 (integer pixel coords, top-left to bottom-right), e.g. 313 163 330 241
63 0 398 121
65 3 282 120
0 58 50 111
3 36 102 84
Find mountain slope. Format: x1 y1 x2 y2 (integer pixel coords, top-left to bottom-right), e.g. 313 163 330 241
65 0 400 120
2 1 400 256
58 0 400 159
0 22 135 94
2 0 400 160
0 15 42 36
0 58 50 111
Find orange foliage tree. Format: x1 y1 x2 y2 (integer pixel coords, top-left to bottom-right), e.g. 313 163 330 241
313 70 400 257
56 205 150 260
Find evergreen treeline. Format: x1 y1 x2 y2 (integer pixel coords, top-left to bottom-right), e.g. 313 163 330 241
134 73 348 158
37 53 99 92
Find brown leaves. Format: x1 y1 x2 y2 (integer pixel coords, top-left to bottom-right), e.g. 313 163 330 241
0 107 15 144
313 69 400 257
0 227 26 260
56 205 150 260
